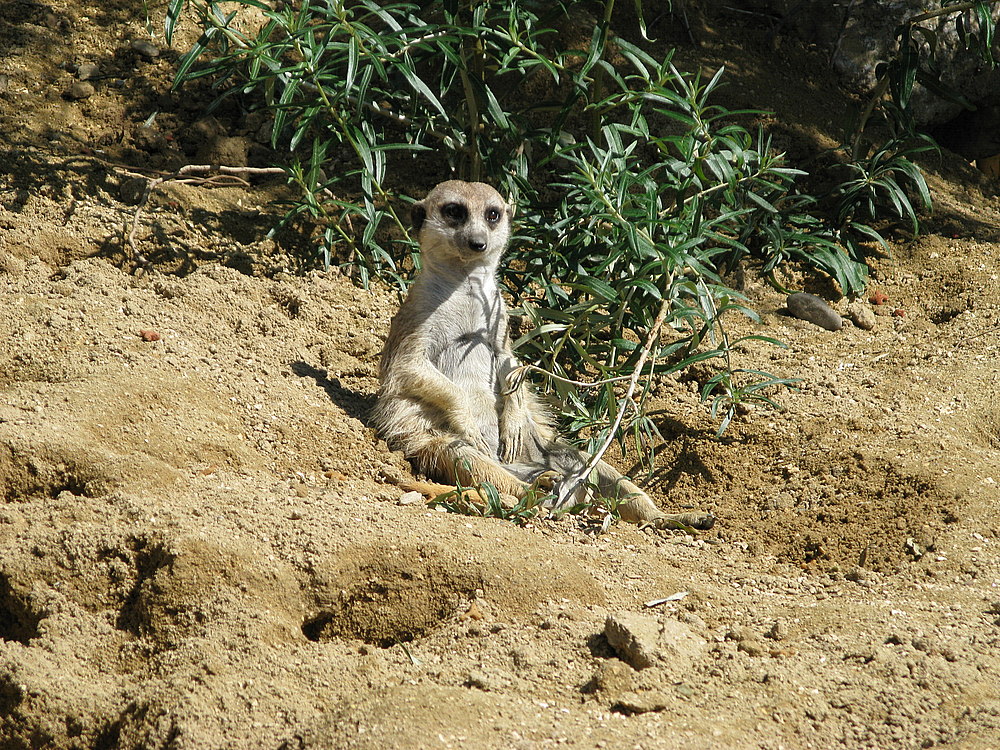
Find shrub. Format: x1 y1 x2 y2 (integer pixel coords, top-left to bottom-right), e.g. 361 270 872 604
162 0 942 451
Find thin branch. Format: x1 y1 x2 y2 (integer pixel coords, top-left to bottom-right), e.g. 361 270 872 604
126 164 286 267
502 363 635 396
556 298 671 507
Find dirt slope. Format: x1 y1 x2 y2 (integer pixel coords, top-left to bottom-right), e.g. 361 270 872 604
2 3 1000 749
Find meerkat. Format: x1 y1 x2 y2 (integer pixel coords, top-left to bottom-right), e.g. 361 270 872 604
372 180 713 530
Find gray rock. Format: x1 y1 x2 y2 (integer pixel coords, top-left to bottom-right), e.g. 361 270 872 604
64 81 95 100
764 0 1000 125
786 292 844 332
604 612 660 669
76 63 100 81
846 301 877 331
0 74 9 95
131 39 160 60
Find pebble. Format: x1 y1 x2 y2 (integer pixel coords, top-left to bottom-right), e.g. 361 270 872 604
846 301 877 330
119 177 148 205
64 81 95 100
766 620 789 641
131 39 160 60
587 659 636 695
786 292 844 331
0 251 26 275
610 690 668 715
397 491 423 505
134 126 166 152
0 74 9 95
605 612 660 669
658 619 708 662
76 63 100 81
464 671 493 691
726 625 766 656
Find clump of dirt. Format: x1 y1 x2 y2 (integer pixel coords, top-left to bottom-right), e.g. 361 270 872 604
3 3 1000 749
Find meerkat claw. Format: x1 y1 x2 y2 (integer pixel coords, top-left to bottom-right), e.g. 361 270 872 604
531 470 561 492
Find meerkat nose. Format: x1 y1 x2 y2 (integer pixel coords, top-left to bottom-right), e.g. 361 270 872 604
467 238 487 252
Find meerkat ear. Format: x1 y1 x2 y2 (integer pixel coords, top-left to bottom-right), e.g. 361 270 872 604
410 200 427 231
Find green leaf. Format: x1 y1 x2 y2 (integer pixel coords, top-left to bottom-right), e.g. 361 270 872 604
165 0 184 46
910 25 937 56
172 27 217 89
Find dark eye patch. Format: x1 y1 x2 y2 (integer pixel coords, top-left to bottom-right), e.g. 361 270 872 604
441 203 468 223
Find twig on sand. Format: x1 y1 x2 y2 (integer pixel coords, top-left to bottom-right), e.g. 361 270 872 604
123 164 286 268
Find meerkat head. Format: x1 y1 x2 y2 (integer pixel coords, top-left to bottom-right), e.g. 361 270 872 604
410 180 511 268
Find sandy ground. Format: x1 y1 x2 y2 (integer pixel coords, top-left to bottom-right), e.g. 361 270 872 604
2 2 1000 749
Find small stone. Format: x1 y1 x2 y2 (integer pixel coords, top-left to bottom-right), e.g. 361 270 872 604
76 63 100 81
585 659 636 695
134 126 166 152
766 620 789 641
726 625 766 656
675 683 696 699
604 612 660 670
464 671 492 691
509 645 536 669
658 619 708 662
846 301 877 330
0 74 9 95
131 39 160 60
138 329 161 342
786 292 844 331
0 251 26 275
397 490 423 505
64 81 95 100
119 177 148 205
610 690 668 715
737 639 765 657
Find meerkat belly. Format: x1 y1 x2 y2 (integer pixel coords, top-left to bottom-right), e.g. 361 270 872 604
435 331 502 455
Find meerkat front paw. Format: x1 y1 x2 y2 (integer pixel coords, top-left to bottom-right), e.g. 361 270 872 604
531 469 562 492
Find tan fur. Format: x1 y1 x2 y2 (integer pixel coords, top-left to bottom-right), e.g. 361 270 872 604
372 180 713 530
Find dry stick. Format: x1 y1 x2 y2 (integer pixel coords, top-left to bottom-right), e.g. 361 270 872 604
126 164 286 266
556 298 672 508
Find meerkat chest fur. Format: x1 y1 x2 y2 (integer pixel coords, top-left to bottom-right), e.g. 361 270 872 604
423 269 507 387
405 180 515 452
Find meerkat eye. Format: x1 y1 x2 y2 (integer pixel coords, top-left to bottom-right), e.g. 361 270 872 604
484 207 502 224
441 203 467 222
